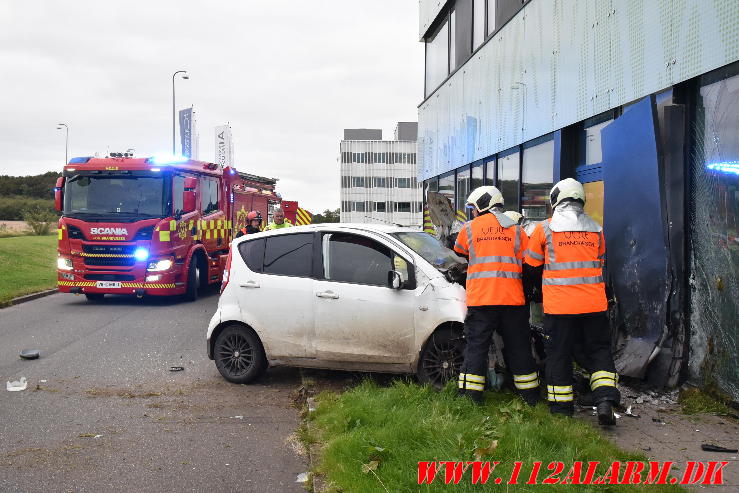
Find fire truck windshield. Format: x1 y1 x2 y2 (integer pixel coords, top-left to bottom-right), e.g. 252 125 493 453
64 174 167 220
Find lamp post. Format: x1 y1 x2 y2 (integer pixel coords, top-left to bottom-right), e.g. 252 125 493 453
172 70 189 154
57 123 69 164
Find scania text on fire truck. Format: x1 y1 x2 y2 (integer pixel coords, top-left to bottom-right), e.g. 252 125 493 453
54 154 304 301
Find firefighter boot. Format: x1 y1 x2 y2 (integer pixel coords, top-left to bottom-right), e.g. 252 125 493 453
597 401 616 426
519 388 540 407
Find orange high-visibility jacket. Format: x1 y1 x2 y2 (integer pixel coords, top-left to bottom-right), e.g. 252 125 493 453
524 219 607 315
454 213 527 306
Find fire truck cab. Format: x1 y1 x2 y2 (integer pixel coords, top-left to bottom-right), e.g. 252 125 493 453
54 155 280 301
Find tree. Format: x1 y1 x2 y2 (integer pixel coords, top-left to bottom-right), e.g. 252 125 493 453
312 208 340 224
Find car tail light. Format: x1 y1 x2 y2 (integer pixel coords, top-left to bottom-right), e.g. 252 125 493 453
220 250 233 294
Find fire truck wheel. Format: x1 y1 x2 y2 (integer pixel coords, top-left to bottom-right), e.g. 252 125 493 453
213 324 267 384
184 257 201 302
416 325 465 389
85 293 105 301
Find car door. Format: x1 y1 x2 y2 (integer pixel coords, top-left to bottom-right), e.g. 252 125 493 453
234 233 315 358
311 231 416 364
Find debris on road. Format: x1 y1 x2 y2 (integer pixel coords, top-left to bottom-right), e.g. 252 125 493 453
169 366 184 372
6 377 27 391
296 472 310 483
624 405 640 418
230 415 244 420
78 433 103 438
19 349 40 360
652 417 665 424
701 444 738 453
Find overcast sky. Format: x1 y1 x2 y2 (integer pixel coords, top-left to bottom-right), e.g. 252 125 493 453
0 1 422 213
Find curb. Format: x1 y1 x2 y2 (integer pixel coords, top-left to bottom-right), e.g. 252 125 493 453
4 289 58 308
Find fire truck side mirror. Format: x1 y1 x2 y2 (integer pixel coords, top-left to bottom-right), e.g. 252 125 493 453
182 177 197 213
54 177 64 212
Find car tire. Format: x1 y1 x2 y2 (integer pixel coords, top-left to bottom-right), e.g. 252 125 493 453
183 257 200 302
417 326 465 389
85 293 104 301
213 324 267 384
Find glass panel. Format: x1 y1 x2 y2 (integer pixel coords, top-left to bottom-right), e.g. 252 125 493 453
471 163 484 191
425 19 449 96
473 0 485 49
263 234 313 277
438 173 455 206
456 168 471 216
327 233 392 286
522 139 554 220
238 238 265 273
487 0 497 36
392 232 465 270
485 157 496 184
396 202 411 213
454 0 472 67
172 175 184 216
583 181 604 226
584 119 613 165
449 10 456 72
498 150 520 211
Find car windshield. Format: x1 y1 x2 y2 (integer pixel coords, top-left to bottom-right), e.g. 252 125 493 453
391 232 466 271
64 175 166 218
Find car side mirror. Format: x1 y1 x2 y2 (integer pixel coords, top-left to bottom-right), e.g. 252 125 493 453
54 177 64 212
183 177 197 214
388 270 403 290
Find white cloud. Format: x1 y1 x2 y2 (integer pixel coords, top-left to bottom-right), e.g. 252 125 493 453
0 0 423 212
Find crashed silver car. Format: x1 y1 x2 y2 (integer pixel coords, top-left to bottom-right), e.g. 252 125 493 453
206 224 468 386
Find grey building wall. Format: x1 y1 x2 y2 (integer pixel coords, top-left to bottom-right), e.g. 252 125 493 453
343 129 383 141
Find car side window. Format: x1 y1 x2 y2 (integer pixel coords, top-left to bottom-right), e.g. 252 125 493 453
238 238 265 273
172 174 185 216
325 233 394 287
263 233 313 277
200 177 219 215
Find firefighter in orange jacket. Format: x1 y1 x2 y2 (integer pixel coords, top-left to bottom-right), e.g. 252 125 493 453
454 186 540 406
236 211 262 238
524 178 620 425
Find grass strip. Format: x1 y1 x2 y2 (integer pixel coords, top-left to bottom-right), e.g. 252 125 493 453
0 235 57 306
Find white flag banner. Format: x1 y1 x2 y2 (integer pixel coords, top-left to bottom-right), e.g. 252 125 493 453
215 125 234 167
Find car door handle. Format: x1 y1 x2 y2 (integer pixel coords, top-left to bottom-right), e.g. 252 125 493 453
240 281 260 289
316 290 339 299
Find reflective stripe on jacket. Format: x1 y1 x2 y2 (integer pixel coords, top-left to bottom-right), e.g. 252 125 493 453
524 219 607 315
453 213 527 306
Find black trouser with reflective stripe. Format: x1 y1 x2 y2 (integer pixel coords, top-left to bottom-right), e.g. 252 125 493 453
544 312 620 414
460 305 539 400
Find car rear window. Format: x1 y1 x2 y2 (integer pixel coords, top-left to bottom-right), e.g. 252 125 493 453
238 238 265 272
263 233 313 277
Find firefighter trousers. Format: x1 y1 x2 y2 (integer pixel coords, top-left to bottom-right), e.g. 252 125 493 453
458 305 540 404
544 312 621 415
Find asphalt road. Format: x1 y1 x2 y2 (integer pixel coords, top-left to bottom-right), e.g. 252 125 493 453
0 290 307 492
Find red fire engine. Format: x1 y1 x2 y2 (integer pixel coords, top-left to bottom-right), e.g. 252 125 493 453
54 154 295 301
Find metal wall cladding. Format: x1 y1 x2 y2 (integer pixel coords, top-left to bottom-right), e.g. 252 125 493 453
418 0 739 180
420 0 449 40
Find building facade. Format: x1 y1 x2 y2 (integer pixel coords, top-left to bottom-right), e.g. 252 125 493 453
418 0 739 399
340 123 423 227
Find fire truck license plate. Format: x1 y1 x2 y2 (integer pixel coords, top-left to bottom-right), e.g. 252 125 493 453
96 281 121 289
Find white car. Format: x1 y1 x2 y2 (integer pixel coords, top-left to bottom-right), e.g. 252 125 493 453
206 223 467 387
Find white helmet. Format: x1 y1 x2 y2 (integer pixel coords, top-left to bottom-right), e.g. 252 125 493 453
550 178 585 208
503 210 523 224
466 186 503 213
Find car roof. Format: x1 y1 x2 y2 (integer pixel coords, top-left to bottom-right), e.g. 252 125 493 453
252 223 424 237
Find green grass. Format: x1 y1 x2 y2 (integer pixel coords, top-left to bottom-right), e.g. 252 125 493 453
307 380 684 492
0 235 57 305
679 387 736 416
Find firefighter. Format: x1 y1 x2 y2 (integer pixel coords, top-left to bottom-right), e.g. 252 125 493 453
236 211 262 238
453 186 540 406
265 207 292 230
524 178 620 425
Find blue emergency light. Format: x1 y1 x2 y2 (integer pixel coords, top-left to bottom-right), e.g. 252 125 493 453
133 248 149 261
149 154 189 165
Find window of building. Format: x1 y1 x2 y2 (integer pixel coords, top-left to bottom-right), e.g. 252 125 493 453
375 202 386 213
584 119 614 165
354 201 366 212
473 0 485 49
449 9 456 72
200 177 219 215
351 176 366 187
487 0 497 36
238 238 265 273
395 202 412 213
498 149 520 211
471 162 484 191
522 137 554 220
453 0 472 69
456 167 471 216
424 17 449 96
373 177 387 188
325 233 393 286
395 177 411 188
438 172 455 207
263 234 313 277
484 156 496 185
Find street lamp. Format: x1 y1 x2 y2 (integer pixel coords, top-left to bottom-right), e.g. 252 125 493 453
57 123 69 164
172 70 189 154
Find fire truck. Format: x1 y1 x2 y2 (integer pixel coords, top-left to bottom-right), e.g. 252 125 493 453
54 154 291 301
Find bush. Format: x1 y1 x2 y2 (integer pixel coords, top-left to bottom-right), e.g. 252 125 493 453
0 196 55 221
22 204 58 235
